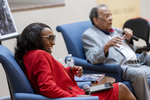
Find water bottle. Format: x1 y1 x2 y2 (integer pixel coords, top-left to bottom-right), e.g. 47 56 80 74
66 54 74 67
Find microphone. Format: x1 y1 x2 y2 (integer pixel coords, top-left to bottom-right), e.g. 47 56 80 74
83 85 91 95
115 29 139 41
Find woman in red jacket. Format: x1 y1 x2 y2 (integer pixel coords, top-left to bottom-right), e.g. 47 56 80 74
14 22 136 100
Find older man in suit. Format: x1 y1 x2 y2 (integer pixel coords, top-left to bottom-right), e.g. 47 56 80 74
82 4 150 100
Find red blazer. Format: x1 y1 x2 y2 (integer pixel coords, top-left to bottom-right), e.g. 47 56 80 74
23 50 85 98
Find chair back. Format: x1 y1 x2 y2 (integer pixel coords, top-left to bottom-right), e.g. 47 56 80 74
0 45 34 99
56 21 93 59
123 18 150 46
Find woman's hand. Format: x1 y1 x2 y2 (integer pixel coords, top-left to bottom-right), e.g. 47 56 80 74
71 66 83 77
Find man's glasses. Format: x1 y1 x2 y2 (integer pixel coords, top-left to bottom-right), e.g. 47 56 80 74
42 35 56 43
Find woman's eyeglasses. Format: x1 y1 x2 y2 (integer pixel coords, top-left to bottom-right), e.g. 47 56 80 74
42 35 56 43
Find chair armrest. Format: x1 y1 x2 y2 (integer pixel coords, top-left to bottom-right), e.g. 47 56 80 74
72 56 122 82
14 93 99 100
73 56 121 73
77 81 92 89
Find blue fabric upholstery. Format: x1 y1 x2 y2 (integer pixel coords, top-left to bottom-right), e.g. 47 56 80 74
0 45 98 100
56 21 122 82
14 93 98 100
56 20 150 93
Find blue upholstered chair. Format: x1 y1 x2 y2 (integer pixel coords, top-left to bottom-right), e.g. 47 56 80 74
0 45 99 100
56 20 150 93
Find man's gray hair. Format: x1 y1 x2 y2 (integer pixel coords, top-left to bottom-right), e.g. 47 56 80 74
89 4 107 25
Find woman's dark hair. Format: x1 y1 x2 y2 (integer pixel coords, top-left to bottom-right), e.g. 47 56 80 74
89 4 107 25
14 22 51 71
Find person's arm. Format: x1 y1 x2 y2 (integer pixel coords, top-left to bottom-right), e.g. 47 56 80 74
123 28 133 43
103 35 125 54
66 66 83 78
123 28 136 51
82 31 124 64
33 52 77 98
71 66 83 77
82 32 107 64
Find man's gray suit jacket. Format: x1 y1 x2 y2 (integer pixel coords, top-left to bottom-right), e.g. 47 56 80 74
82 26 148 78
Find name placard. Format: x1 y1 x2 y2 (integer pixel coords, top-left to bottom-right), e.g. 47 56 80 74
97 0 140 28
